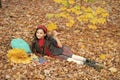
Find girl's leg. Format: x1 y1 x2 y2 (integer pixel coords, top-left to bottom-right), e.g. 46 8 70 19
71 54 86 62
67 58 84 65
56 55 84 65
62 46 86 62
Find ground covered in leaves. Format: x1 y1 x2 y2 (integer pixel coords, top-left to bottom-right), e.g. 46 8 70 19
0 0 120 80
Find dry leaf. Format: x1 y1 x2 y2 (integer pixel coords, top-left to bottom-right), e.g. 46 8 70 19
88 24 97 30
109 67 117 73
47 22 57 31
99 54 106 60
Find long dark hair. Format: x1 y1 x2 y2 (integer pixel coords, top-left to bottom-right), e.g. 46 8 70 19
31 28 51 55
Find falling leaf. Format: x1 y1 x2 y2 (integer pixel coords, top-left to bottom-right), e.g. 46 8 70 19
109 67 117 73
47 22 57 31
99 54 106 60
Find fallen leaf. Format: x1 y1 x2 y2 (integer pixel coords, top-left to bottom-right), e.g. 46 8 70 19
46 13 54 19
109 67 117 73
47 22 57 31
99 54 106 60
88 24 97 30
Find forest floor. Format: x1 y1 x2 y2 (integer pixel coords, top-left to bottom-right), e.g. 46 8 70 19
0 0 120 80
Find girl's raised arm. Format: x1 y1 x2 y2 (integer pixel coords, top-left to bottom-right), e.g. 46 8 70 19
52 30 62 48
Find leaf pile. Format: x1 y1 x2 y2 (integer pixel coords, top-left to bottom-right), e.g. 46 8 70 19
0 0 120 80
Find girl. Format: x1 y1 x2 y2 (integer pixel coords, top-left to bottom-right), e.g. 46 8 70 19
32 25 103 70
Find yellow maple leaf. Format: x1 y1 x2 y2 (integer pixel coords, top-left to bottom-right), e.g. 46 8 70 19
102 1 106 5
66 19 75 27
7 49 32 64
85 7 93 13
70 7 82 15
61 0 69 6
99 54 106 60
53 0 63 3
60 12 71 18
54 13 62 18
83 0 88 2
47 22 57 31
68 0 75 4
77 16 83 22
85 13 94 19
46 13 54 19
60 6 67 11
90 18 98 24
88 24 97 30
97 18 106 24
74 5 80 10
95 7 107 15
81 6 86 11
101 12 109 18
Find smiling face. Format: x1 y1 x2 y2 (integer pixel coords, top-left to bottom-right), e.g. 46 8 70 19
36 29 46 39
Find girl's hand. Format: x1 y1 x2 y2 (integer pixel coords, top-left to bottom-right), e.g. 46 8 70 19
52 30 61 37
52 30 63 48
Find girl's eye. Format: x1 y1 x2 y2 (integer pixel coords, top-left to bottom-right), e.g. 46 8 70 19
37 32 43 34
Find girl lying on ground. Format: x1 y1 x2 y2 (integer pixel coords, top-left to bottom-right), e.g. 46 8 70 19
31 25 103 71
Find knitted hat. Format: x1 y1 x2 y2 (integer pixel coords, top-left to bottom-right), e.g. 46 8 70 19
37 25 47 33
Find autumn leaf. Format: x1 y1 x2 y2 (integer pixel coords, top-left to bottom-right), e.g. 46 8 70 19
97 18 106 24
77 16 83 22
60 6 67 11
83 0 88 2
85 13 94 19
89 0 95 2
70 7 82 15
47 22 57 31
101 12 109 17
7 49 32 64
88 24 97 30
54 13 62 18
53 0 63 4
85 7 93 13
46 13 54 19
90 18 98 24
109 67 118 73
99 54 106 60
102 1 106 5
68 0 75 4
61 0 69 7
59 12 71 18
66 19 75 27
